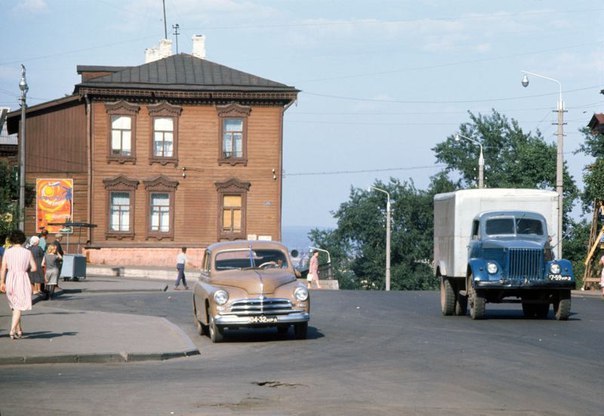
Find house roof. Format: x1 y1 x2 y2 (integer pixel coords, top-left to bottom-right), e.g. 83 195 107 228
588 113 604 134
75 53 298 94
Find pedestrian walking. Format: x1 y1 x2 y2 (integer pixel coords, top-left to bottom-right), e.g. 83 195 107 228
174 247 190 290
28 236 45 295
307 250 322 289
0 230 37 339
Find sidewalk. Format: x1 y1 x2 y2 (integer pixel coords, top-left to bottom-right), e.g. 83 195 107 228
0 274 199 365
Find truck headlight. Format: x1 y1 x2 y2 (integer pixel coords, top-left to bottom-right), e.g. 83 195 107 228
213 290 229 306
487 262 498 274
549 263 561 275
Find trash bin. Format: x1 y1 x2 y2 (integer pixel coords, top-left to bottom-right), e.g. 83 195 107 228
60 254 87 281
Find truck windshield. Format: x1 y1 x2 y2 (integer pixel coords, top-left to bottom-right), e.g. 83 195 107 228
485 218 514 235
516 218 544 235
485 217 544 236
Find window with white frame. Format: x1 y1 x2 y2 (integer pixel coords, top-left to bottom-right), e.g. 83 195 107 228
147 102 181 166
150 192 170 233
217 103 250 166
109 192 131 232
111 116 132 156
103 175 138 239
222 118 243 159
153 117 174 158
105 101 139 163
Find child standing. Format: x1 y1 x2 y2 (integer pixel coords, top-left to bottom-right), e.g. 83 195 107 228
174 247 189 290
43 244 62 299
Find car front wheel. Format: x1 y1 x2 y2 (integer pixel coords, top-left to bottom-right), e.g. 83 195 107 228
209 314 224 343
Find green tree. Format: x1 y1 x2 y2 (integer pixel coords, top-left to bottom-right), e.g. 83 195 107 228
577 126 604 210
0 160 19 236
432 109 579 227
310 179 436 290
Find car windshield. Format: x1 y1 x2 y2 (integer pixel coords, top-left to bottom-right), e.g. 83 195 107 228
215 249 288 271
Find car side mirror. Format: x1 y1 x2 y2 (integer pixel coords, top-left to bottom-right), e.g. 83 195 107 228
290 249 299 258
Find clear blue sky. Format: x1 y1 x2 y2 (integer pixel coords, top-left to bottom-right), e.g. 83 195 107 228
1 1 603 228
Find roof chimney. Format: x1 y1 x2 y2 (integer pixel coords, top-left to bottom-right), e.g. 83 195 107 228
145 39 173 63
192 35 206 59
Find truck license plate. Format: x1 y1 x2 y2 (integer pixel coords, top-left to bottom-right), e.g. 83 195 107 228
548 275 571 281
249 315 278 323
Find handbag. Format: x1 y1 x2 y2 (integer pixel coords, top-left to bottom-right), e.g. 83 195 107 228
307 273 314 282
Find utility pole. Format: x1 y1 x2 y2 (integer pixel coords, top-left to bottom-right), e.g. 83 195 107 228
172 24 180 54
18 64 28 231
162 0 168 39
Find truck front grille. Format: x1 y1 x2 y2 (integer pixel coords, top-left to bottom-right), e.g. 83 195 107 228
508 248 544 281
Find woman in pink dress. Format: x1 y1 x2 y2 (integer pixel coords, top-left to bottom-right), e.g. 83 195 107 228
0 230 36 339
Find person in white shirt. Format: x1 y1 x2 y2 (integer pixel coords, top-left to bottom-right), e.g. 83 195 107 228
174 247 189 290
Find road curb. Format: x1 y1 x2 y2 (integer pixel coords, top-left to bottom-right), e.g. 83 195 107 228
0 349 200 366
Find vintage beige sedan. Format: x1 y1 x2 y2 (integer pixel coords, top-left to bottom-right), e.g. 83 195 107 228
193 240 310 342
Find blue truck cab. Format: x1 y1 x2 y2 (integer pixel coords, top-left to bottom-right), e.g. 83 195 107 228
464 210 574 319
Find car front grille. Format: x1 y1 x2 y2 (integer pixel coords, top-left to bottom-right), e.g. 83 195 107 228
228 298 294 316
507 248 544 281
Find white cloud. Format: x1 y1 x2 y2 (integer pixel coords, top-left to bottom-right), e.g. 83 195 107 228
13 0 48 14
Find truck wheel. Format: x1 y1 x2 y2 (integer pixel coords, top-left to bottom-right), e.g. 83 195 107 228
440 277 455 316
554 292 571 321
468 279 486 320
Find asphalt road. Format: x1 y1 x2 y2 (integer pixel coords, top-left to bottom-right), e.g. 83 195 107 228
0 289 602 416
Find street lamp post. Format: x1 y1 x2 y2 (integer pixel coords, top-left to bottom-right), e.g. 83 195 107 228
521 70 564 259
18 64 28 232
454 133 484 189
370 186 391 291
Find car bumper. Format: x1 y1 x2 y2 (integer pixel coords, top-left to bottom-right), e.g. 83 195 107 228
474 280 575 290
214 311 310 326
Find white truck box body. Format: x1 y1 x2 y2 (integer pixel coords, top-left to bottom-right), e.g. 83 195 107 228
434 189 558 279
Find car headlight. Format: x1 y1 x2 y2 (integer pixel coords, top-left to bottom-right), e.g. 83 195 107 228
549 263 561 275
294 286 309 301
213 290 229 306
487 262 498 274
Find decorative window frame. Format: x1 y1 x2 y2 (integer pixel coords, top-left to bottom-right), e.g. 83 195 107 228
143 175 179 240
215 177 251 240
105 101 140 164
217 103 251 166
148 101 182 166
103 175 139 239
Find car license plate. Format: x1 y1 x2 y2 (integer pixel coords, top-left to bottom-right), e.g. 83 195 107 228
249 315 278 323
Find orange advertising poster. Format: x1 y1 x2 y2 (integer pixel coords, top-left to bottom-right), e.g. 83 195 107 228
36 179 73 234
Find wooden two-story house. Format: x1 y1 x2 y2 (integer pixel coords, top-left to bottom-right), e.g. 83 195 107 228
6 50 298 266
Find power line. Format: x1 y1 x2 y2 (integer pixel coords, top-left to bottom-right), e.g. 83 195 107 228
284 164 445 177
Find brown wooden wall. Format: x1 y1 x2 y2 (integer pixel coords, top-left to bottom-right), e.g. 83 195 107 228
89 101 284 248
26 102 87 173
22 102 89 242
